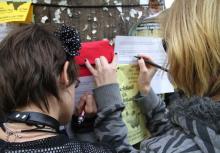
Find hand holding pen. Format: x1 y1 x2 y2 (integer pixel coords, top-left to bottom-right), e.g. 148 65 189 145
77 93 97 124
135 55 161 95
134 56 168 72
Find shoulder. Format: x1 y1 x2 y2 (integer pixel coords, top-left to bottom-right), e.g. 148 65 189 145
0 135 116 153
66 139 116 153
46 135 116 153
140 128 200 152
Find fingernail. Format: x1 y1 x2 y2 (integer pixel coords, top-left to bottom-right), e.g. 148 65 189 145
84 59 87 62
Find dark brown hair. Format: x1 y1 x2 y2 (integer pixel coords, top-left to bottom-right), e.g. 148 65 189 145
0 24 78 116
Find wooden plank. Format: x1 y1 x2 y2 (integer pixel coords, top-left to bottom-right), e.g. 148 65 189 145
33 0 142 6
33 0 165 41
34 5 149 42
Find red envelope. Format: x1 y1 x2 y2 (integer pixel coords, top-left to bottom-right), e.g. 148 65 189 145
74 40 114 76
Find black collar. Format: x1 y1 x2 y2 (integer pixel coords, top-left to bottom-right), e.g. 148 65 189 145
6 111 60 133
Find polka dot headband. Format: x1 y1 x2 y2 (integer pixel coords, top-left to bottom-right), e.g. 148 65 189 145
55 24 81 60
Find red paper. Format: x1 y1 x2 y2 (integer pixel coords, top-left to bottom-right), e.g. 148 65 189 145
74 40 114 76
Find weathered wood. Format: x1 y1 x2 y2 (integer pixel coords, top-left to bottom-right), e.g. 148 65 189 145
33 0 164 42
33 0 143 6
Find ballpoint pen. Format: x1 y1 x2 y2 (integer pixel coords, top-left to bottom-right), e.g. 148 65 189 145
134 56 168 72
78 104 86 124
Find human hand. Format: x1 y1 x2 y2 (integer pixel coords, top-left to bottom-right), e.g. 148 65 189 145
137 55 157 95
85 53 118 87
76 93 97 118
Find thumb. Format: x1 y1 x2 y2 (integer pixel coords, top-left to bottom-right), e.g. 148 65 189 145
78 94 87 113
138 58 147 72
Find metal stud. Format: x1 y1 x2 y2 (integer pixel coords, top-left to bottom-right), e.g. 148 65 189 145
16 114 20 118
22 115 26 119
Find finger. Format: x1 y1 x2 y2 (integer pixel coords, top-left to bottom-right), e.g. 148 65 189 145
85 94 96 113
111 53 118 67
78 94 87 110
89 94 97 113
138 58 148 72
100 56 109 66
138 54 153 62
85 59 96 75
95 58 102 71
75 96 85 115
138 55 156 69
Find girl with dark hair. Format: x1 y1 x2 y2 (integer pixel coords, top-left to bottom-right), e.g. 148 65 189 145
0 24 123 152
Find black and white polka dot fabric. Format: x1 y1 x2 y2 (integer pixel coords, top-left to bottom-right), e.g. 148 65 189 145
55 24 81 59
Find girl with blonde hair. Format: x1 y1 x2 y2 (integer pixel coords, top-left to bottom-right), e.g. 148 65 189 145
85 0 220 152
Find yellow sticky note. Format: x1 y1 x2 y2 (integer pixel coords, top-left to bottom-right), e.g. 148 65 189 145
18 3 32 23
117 64 151 145
0 2 33 23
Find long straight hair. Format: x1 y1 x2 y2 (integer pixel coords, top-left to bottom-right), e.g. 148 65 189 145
162 0 220 97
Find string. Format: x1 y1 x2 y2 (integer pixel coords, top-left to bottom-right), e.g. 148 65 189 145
32 3 164 9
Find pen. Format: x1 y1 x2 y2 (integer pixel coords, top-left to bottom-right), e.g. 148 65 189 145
134 56 168 72
78 104 86 124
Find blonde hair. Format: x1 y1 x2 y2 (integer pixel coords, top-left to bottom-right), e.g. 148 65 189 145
162 0 220 97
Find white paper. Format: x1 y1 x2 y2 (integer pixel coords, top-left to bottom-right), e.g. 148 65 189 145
0 24 17 42
74 76 95 104
140 0 149 5
114 36 174 94
165 0 175 9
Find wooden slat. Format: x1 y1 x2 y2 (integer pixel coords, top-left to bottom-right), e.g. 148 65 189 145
33 0 165 41
33 0 142 6
34 5 150 42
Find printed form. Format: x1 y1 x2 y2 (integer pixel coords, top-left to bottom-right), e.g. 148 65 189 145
74 36 174 144
115 36 174 94
75 76 95 104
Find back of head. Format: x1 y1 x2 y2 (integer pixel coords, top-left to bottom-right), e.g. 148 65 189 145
0 24 78 117
162 0 220 96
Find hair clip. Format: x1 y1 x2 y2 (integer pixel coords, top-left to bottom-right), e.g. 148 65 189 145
55 24 81 60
